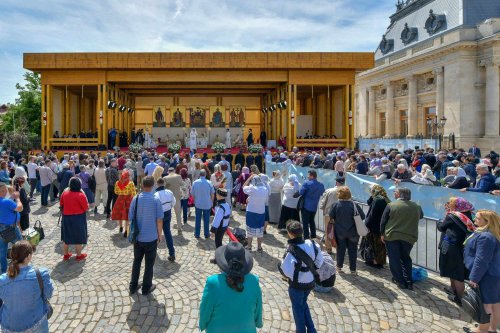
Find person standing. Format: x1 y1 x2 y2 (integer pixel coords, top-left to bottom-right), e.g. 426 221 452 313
94 160 108 214
279 221 323 333
129 176 164 296
246 129 254 147
468 144 481 158
437 197 476 306
459 163 496 193
164 167 184 233
279 175 301 231
192 169 215 239
26 156 39 200
155 178 176 262
362 184 390 268
221 164 232 206
179 168 192 225
380 187 423 290
105 159 119 219
59 177 89 261
0 183 23 273
77 165 94 211
268 170 284 225
209 188 231 264
199 241 262 333
38 159 52 207
13 177 30 232
296 170 325 240
0 241 54 333
112 170 136 238
243 175 268 252
463 209 500 333
319 175 343 254
144 158 158 177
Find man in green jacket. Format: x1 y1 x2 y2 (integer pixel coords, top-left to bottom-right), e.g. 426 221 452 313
380 187 423 290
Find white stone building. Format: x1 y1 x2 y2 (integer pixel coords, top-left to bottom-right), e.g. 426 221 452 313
355 0 500 152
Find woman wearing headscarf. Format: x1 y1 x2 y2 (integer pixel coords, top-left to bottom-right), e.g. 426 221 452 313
13 176 30 231
60 177 89 261
179 168 192 224
243 175 269 252
12 166 30 195
236 167 251 210
463 210 500 333
199 242 262 333
112 170 136 237
268 170 284 224
278 174 301 231
438 197 476 306
362 184 389 268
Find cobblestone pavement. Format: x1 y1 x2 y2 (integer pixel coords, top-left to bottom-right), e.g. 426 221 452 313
28 199 470 333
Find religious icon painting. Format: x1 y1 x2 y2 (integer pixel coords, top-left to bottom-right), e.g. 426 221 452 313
228 106 245 127
170 106 186 127
152 105 166 127
187 106 207 128
209 106 226 128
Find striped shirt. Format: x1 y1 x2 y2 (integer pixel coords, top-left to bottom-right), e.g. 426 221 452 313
128 191 163 243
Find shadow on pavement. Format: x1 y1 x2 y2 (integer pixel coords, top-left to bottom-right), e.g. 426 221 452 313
314 286 347 303
127 295 169 332
342 273 398 303
252 250 282 272
51 260 84 283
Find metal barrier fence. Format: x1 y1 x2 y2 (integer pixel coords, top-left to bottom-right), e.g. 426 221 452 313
310 200 440 272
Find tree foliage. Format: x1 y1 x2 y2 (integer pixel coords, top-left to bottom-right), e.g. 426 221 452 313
0 72 41 136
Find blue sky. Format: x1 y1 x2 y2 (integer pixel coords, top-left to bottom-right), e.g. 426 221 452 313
0 0 394 103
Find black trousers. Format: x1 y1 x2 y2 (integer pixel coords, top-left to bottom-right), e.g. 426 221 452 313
130 240 157 293
105 185 117 215
29 178 37 198
301 209 317 239
214 226 227 248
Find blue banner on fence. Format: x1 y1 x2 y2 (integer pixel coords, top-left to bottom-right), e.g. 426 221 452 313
358 138 438 152
266 162 499 221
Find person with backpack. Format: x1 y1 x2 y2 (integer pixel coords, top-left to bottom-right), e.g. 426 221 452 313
209 188 231 264
154 178 176 262
279 221 324 333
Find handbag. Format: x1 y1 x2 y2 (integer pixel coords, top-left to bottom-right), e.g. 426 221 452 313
352 201 369 237
34 220 45 241
35 268 53 320
0 225 17 243
187 195 194 207
462 283 491 324
297 195 305 210
25 227 40 246
128 196 140 244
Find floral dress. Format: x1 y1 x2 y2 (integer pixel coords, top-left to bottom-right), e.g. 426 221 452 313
111 181 136 220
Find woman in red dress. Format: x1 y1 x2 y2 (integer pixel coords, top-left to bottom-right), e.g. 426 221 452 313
111 170 136 237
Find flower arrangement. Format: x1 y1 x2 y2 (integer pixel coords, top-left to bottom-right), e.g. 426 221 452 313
168 143 181 154
128 143 143 153
212 142 226 153
248 144 263 154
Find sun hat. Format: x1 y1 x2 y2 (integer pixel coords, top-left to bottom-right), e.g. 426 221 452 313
215 241 253 278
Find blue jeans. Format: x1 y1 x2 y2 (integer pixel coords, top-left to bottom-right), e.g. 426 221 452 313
41 184 51 206
195 208 211 238
162 210 175 258
180 199 188 224
385 240 413 286
0 224 23 273
288 287 316 333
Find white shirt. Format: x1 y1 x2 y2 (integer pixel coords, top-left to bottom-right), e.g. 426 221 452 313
212 202 231 229
155 189 176 212
282 183 299 208
280 240 324 284
243 185 268 214
27 162 38 179
269 178 284 193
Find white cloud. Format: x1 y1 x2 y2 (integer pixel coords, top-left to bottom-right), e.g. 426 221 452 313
0 0 393 102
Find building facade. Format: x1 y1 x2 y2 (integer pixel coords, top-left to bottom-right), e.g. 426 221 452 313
355 0 500 152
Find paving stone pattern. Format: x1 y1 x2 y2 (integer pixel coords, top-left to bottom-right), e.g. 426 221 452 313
28 201 471 333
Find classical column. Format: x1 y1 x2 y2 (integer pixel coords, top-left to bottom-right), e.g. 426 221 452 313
384 82 395 137
483 59 500 137
367 86 377 137
407 75 418 137
433 67 444 126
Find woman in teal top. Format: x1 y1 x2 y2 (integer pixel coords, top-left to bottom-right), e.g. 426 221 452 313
199 241 263 333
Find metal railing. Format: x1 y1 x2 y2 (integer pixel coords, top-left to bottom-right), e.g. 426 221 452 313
312 201 440 272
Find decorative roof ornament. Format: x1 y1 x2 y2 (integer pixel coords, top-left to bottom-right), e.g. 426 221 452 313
379 35 394 55
424 10 446 35
401 23 418 45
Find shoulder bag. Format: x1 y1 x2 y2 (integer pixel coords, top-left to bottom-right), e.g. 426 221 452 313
128 196 140 244
35 268 53 319
352 201 369 237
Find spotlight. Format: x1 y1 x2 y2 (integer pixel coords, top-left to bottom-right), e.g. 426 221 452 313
107 100 116 109
278 100 287 109
270 104 277 112
119 105 126 112
128 108 132 113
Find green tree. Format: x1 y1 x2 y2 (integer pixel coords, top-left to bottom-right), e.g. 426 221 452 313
0 71 41 136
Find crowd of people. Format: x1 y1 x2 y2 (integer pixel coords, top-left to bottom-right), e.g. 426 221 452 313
0 143 498 332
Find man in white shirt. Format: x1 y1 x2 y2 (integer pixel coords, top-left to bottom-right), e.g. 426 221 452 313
93 160 108 214
279 221 323 333
154 178 176 262
26 156 39 199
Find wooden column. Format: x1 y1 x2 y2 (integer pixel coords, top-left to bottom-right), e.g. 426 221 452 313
65 87 71 135
41 85 47 150
344 85 350 148
349 84 355 148
292 84 298 148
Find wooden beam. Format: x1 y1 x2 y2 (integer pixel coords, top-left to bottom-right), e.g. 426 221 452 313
116 83 278 89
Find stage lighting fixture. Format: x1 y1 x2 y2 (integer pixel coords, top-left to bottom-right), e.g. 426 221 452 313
119 105 127 112
107 100 117 109
128 108 132 113
278 100 287 109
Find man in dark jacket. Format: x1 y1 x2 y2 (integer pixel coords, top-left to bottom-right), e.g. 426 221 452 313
460 164 496 193
254 153 263 172
296 170 325 239
235 150 245 168
245 154 255 168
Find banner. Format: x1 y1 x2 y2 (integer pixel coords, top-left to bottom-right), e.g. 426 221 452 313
358 138 438 152
266 162 500 221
